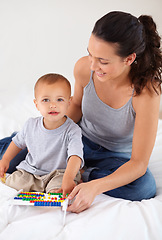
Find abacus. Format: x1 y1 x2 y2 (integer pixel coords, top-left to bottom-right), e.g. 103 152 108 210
10 191 68 207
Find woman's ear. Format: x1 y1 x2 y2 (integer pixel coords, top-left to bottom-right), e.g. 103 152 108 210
124 53 136 66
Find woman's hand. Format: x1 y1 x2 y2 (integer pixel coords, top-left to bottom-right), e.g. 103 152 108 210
67 180 99 213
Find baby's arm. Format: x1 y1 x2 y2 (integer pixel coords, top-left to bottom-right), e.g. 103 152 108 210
59 155 82 197
0 141 22 177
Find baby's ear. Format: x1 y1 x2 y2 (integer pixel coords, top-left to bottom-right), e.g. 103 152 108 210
33 99 39 110
69 96 73 105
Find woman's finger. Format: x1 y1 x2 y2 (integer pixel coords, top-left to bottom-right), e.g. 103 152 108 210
68 185 80 201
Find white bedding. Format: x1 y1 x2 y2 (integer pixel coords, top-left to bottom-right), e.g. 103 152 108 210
0 88 162 240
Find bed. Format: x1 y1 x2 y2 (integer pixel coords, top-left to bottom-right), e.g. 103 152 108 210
0 86 162 240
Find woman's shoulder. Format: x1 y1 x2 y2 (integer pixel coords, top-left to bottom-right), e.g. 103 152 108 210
74 56 91 87
133 84 161 114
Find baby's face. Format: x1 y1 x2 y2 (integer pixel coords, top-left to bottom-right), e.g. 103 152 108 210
34 81 71 129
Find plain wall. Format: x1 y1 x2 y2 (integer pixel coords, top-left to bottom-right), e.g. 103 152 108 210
0 0 162 90
0 0 162 114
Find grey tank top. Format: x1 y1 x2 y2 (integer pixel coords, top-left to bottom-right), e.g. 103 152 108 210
79 71 136 153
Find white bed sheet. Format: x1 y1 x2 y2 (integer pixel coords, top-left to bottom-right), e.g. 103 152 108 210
0 88 162 240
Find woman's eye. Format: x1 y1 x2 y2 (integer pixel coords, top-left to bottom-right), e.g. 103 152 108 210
100 61 108 65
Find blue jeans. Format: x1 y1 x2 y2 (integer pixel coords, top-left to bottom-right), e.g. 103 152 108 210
82 136 156 201
0 133 28 173
0 134 156 201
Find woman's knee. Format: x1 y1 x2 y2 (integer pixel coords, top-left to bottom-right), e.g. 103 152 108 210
89 168 156 201
105 170 156 201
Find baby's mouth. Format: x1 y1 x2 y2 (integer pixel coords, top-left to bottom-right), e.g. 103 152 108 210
48 111 59 115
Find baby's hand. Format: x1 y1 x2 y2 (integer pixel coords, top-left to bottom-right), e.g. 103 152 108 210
53 178 76 198
62 179 77 198
0 173 6 183
0 159 9 178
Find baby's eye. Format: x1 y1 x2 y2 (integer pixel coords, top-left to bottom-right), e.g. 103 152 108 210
42 99 50 102
57 98 64 102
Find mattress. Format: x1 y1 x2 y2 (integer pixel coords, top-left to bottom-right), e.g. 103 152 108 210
0 88 162 240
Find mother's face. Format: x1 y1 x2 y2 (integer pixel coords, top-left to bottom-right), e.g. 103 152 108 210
87 34 134 83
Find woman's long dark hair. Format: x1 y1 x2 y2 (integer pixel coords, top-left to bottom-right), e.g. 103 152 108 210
92 11 162 95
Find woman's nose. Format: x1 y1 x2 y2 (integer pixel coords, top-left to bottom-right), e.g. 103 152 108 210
90 57 99 71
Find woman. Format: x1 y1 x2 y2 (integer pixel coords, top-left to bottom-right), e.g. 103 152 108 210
66 11 162 213
0 11 162 213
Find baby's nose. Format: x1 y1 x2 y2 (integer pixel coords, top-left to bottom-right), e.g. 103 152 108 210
50 102 56 108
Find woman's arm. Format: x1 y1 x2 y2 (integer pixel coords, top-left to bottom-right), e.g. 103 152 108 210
68 87 161 213
96 87 161 193
67 56 91 123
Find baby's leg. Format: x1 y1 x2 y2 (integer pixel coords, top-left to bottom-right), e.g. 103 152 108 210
6 169 33 191
46 169 81 193
6 169 44 192
45 169 65 193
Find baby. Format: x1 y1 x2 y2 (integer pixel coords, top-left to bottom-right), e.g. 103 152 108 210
0 73 84 197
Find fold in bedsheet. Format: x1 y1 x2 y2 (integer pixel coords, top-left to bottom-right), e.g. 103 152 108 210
0 119 162 240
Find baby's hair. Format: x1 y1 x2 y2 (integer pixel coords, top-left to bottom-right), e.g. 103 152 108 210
34 73 71 97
